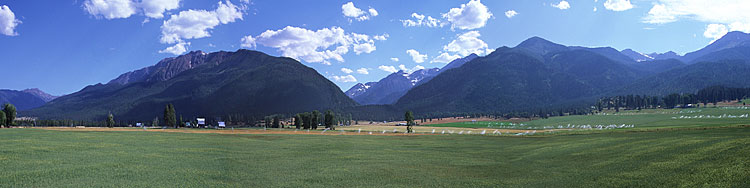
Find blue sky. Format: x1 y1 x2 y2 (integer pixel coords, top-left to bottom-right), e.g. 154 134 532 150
1 0 749 96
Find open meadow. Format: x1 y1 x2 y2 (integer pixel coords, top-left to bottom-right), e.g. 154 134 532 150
1 114 750 187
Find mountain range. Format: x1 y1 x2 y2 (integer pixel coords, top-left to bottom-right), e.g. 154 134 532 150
13 31 750 121
395 31 750 115
0 89 58 110
344 54 477 105
23 50 356 120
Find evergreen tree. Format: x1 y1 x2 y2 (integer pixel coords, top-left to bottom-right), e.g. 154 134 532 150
272 116 280 128
163 104 177 128
3 103 16 126
107 113 115 128
405 111 414 133
302 113 312 129
294 113 302 129
324 110 335 130
311 110 320 130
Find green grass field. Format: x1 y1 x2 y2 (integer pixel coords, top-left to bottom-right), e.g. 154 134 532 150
428 107 750 131
1 126 749 187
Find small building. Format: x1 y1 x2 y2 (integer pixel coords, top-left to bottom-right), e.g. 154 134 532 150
218 122 226 128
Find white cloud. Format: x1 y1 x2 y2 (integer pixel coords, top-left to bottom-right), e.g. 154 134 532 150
214 0 243 24
443 31 489 57
378 65 398 73
356 68 369 74
83 0 182 19
83 0 137 19
341 68 354 74
141 0 181 19
704 24 728 43
241 26 380 64
341 2 376 21
390 57 399 62
368 8 378 17
160 0 243 44
401 13 444 28
552 1 571 10
158 41 190 55
353 42 376 54
373 33 389 41
406 49 427 63
442 0 493 30
399 64 425 73
504 10 518 18
331 75 357 83
603 0 633 11
431 53 461 63
0 5 21 36
642 0 750 41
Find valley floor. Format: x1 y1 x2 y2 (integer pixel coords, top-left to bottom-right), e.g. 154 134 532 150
1 125 749 187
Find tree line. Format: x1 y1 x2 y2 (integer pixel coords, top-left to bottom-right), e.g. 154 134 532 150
597 85 750 111
293 110 338 130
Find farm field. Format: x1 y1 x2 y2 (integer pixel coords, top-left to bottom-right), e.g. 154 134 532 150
428 107 750 131
1 126 749 187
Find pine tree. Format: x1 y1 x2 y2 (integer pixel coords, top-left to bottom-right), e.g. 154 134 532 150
107 113 115 128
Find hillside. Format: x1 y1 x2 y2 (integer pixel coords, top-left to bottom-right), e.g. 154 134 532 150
345 54 478 105
0 89 48 111
395 39 646 114
23 50 356 120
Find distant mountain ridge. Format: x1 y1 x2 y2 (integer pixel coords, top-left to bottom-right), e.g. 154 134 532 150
0 88 58 110
345 54 478 105
108 50 220 85
681 31 750 63
24 49 356 120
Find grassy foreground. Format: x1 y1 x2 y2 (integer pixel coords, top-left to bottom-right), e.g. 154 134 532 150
1 127 749 187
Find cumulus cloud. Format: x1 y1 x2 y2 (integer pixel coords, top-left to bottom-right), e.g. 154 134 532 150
158 41 190 55
390 57 399 62
401 13 444 28
0 5 21 36
83 0 182 19
442 0 493 30
431 53 461 63
368 8 378 17
141 0 181 18
341 68 354 74
83 0 137 19
341 2 377 21
504 10 518 18
378 65 398 73
160 0 243 44
353 42 376 54
443 31 489 56
704 24 729 43
603 0 633 11
552 1 570 10
642 0 750 41
240 26 380 64
356 68 369 74
331 75 357 83
406 49 427 63
373 33 388 41
398 64 426 73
